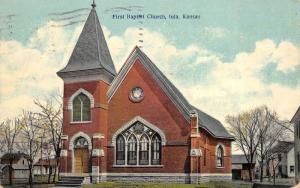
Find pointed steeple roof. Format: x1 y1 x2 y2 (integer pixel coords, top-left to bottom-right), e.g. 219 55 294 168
57 5 116 81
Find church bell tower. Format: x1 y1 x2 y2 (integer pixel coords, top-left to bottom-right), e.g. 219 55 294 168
57 1 114 178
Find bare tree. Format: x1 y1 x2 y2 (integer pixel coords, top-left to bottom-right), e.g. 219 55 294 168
227 106 290 182
269 154 280 185
267 142 290 186
0 118 22 185
34 96 62 183
17 111 44 188
255 106 287 182
41 140 54 183
226 107 262 182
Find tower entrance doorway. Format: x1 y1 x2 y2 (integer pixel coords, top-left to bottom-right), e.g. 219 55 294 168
74 137 89 173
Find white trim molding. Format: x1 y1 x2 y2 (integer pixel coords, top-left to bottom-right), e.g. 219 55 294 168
92 166 99 176
190 149 202 156
68 88 95 110
106 47 191 121
200 173 232 177
69 132 92 173
92 149 104 157
69 131 92 150
215 143 226 156
60 149 68 157
111 116 166 146
215 143 226 168
61 135 68 140
93 133 104 139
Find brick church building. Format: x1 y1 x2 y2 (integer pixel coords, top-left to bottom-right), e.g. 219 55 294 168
57 2 234 183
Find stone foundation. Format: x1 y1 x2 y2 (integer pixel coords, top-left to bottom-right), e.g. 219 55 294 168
96 173 232 184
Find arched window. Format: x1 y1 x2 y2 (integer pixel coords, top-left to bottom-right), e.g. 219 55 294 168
127 135 137 165
74 136 89 148
73 93 91 122
139 135 149 165
216 145 224 167
114 121 163 166
151 134 161 165
116 135 125 165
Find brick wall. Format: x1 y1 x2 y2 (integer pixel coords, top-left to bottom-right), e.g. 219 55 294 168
61 58 232 175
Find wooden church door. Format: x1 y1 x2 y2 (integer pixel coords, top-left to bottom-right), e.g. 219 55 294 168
74 148 89 173
74 137 89 173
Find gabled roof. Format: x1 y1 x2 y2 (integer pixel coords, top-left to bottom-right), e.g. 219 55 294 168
192 106 234 139
291 106 300 123
107 47 192 120
271 141 294 153
57 6 116 77
232 154 256 164
34 158 56 166
107 46 234 140
1 164 29 170
1 152 29 161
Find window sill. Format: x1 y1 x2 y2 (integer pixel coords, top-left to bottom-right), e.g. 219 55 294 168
216 166 225 169
70 121 92 124
112 165 163 168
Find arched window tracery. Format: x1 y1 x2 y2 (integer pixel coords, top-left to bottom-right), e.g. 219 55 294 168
151 134 161 165
72 93 91 122
216 145 224 167
74 136 89 148
139 135 149 165
116 135 125 165
127 135 137 165
115 121 162 166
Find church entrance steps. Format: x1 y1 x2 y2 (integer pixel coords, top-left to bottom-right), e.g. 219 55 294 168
55 175 86 187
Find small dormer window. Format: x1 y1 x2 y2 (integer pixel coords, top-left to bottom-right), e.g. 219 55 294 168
73 93 91 122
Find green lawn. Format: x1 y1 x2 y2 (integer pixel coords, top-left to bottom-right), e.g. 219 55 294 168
82 181 252 188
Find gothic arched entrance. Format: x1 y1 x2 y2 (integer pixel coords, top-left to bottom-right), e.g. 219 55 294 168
74 136 89 173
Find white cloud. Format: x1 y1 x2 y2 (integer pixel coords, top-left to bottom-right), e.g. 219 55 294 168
273 41 300 72
0 21 83 120
0 95 37 120
0 22 299 132
104 28 300 123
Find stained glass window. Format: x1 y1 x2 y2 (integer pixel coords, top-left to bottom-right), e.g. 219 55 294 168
116 135 125 165
127 135 137 165
151 134 161 165
216 146 224 167
72 93 91 122
115 121 162 166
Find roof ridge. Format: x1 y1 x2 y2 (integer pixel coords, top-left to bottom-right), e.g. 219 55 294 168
93 8 102 70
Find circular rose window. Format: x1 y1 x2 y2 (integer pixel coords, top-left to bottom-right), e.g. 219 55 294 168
129 87 144 102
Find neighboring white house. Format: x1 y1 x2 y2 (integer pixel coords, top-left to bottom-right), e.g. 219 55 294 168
288 147 295 178
0 152 29 179
291 106 300 183
1 164 29 179
33 158 56 175
269 141 294 178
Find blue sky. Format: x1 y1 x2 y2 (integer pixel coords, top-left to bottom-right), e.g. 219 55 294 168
0 0 300 133
1 0 300 58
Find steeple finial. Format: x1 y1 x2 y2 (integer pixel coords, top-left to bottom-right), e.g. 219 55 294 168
91 0 96 8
